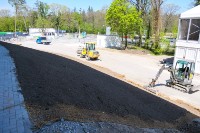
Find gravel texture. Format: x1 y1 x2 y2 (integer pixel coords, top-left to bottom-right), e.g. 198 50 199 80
34 119 182 133
1 42 198 131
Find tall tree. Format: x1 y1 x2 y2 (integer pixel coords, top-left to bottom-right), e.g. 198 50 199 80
106 0 142 49
27 10 38 28
0 17 15 32
162 4 180 33
65 11 74 32
0 9 14 32
8 0 26 36
35 0 50 33
130 0 150 46
72 11 82 33
94 8 107 34
49 4 69 32
87 6 95 33
18 5 29 32
35 0 49 18
151 0 164 49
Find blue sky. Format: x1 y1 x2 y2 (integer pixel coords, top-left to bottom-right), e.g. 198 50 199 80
0 0 194 13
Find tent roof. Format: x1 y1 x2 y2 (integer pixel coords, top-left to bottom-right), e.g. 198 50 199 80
180 5 200 19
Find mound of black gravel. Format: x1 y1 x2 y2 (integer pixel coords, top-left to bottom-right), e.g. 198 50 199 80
1 42 197 130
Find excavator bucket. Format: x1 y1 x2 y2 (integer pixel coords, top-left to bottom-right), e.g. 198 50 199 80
144 86 158 94
143 64 167 94
148 79 156 88
144 80 158 94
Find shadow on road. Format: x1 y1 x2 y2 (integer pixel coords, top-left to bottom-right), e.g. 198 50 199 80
1 41 197 129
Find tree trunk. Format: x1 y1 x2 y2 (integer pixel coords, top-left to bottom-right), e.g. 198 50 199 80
22 16 27 33
121 33 123 42
154 12 160 49
151 0 163 50
147 19 151 40
125 33 128 49
138 26 142 47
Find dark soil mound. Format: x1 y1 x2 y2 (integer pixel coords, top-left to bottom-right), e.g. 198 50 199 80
1 42 196 130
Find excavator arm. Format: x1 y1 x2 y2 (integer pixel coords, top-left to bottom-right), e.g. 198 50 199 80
148 64 173 87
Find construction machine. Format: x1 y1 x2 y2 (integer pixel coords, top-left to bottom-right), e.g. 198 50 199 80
36 36 51 45
79 42 100 60
146 60 198 93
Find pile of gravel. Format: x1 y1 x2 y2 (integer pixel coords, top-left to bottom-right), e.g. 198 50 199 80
180 118 200 133
34 119 181 133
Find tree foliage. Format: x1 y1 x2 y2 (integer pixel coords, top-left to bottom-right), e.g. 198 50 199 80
8 0 25 6
35 0 49 19
1 0 180 54
162 4 179 33
0 17 14 32
49 4 69 31
131 0 151 45
8 0 26 36
106 0 143 48
2 0 107 34
194 0 200 6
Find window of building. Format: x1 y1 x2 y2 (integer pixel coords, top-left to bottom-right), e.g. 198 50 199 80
178 19 200 42
188 19 200 41
179 19 189 40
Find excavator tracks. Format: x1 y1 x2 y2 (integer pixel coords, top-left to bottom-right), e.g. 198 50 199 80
170 85 188 93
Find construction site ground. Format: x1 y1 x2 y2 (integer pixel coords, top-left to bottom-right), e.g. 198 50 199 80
1 36 200 132
20 37 200 112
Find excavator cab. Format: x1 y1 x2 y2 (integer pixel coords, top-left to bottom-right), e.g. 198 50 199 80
85 42 99 60
86 43 95 51
80 42 100 60
174 60 195 84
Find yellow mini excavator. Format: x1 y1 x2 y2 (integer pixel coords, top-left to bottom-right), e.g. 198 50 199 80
79 42 100 60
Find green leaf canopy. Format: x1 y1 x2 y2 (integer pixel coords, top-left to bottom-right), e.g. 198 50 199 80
106 0 143 35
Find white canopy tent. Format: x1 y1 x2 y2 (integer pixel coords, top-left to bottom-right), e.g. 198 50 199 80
178 5 200 41
175 5 200 74
180 5 200 19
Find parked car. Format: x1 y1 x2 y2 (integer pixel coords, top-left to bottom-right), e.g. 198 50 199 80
36 36 51 45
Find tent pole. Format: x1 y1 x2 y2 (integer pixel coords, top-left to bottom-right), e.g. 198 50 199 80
186 19 192 42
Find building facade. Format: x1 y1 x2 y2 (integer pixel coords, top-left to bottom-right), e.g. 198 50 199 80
29 28 57 39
